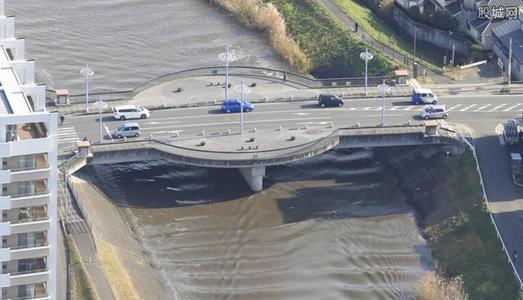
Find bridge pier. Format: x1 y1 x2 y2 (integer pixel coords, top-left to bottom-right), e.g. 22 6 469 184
239 166 266 192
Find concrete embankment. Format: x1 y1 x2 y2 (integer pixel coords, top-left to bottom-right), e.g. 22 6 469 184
68 170 168 300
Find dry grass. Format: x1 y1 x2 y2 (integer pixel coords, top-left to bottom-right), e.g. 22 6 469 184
211 0 311 73
67 236 100 300
96 239 142 300
417 271 469 300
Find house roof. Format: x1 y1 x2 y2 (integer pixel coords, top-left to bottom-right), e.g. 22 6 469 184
492 19 523 61
488 0 523 7
445 1 463 16
469 17 490 29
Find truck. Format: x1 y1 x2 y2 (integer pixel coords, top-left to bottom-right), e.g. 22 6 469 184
503 119 520 145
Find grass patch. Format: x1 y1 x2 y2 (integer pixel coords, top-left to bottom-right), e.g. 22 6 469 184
331 0 443 74
421 151 521 300
67 236 100 300
96 239 141 300
210 0 311 73
265 0 398 77
417 271 468 300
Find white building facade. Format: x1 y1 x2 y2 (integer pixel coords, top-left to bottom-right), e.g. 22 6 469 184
0 0 58 299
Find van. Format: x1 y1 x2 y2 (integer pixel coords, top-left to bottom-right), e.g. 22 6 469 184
411 88 437 105
112 122 140 139
113 105 150 120
318 94 344 108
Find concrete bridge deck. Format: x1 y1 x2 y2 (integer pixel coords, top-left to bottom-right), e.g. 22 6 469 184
64 123 463 191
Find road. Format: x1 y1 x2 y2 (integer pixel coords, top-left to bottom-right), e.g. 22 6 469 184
62 94 523 285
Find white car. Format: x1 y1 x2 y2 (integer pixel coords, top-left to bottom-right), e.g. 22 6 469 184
113 105 150 120
420 105 448 120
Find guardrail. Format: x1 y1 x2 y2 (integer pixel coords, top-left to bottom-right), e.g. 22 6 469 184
460 136 523 289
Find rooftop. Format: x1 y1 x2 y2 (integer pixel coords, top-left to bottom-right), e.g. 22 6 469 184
0 46 31 115
492 19 523 61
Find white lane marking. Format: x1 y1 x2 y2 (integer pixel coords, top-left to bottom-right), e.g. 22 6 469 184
389 106 402 110
459 104 477 111
139 117 333 131
58 137 80 142
489 104 507 112
349 107 357 111
402 106 416 111
448 104 462 111
504 104 522 111
58 127 76 132
474 104 491 111
365 114 405 117
294 112 309 116
104 125 113 141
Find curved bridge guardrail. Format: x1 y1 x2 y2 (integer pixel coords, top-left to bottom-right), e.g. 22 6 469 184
86 125 462 168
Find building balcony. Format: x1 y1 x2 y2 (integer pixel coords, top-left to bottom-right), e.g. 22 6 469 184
0 193 50 210
0 269 49 288
0 138 52 157
0 243 49 262
9 269 49 287
0 218 49 235
0 167 50 184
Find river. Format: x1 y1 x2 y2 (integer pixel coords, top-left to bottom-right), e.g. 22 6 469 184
11 1 430 298
89 149 431 299
7 0 287 94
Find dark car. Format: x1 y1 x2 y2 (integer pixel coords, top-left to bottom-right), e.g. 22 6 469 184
221 99 254 113
318 94 344 108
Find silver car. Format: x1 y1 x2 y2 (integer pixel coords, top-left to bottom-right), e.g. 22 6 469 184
112 122 140 139
420 105 448 120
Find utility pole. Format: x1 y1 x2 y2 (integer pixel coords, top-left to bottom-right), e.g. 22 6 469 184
451 43 456 68
509 37 513 86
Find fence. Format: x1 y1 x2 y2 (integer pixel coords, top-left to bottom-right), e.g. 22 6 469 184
460 136 523 289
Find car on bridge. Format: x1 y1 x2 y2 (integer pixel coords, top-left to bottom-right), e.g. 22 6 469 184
420 105 448 120
113 105 150 120
221 99 254 113
112 122 140 139
318 94 344 108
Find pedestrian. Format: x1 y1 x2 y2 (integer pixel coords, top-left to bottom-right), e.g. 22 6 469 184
519 130 523 142
283 71 287 82
354 22 359 33
59 115 65 126
513 249 518 263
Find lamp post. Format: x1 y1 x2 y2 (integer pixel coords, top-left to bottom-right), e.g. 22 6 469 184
360 48 374 96
509 37 513 87
378 80 392 126
80 65 94 113
94 98 108 143
219 47 234 101
235 81 251 134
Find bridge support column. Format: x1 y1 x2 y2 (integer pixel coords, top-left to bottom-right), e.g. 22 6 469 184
239 166 266 192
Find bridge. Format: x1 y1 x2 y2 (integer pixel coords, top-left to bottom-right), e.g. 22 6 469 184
64 123 463 192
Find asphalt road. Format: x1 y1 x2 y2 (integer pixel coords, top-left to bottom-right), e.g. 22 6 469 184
62 94 523 285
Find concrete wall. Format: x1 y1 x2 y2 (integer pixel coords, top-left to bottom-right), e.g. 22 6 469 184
392 5 471 55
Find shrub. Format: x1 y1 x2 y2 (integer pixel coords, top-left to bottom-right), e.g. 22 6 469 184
211 0 311 73
417 271 469 300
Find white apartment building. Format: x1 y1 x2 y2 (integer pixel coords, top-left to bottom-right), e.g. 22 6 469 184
0 0 58 299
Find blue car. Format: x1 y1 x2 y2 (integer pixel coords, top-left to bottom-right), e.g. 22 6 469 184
221 99 254 113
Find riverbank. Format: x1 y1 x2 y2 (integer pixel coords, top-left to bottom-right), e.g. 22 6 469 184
65 145 520 299
377 147 521 299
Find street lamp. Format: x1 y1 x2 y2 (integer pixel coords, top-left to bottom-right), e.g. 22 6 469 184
235 81 251 134
94 98 108 143
80 65 94 113
360 48 374 96
219 47 234 101
378 80 392 126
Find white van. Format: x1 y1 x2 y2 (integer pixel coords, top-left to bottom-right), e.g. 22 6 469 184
112 122 140 139
411 88 438 105
113 105 150 120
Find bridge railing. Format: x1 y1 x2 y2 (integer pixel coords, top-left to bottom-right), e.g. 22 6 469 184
460 136 523 289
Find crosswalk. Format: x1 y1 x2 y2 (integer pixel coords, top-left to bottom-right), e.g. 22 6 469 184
57 126 79 154
349 103 523 113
